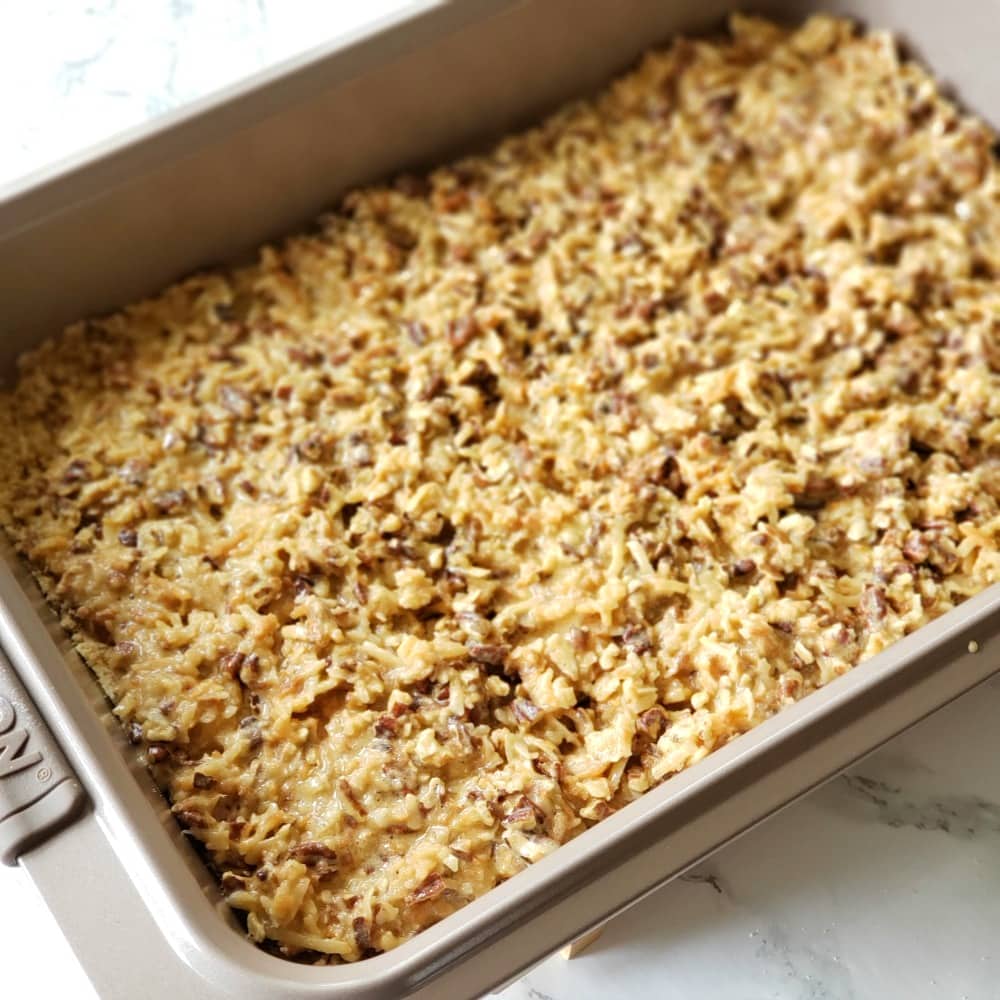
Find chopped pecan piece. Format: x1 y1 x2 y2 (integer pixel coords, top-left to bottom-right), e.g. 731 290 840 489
436 188 469 213
213 302 237 322
374 715 398 737
621 623 652 654
346 432 374 468
419 373 448 401
503 795 541 826
861 586 888 623
384 223 417 251
902 531 930 563
62 459 89 484
927 539 959 574
221 651 244 679
173 806 207 828
290 841 338 864
288 346 324 366
295 434 326 462
795 474 838 510
447 316 479 349
153 489 189 515
353 917 373 953
407 872 446 905
460 360 499 399
118 458 149 486
219 384 253 419
339 778 368 817
655 452 687 497
511 699 542 724
706 91 738 115
637 706 669 741
238 715 264 750
404 320 429 345
468 643 508 668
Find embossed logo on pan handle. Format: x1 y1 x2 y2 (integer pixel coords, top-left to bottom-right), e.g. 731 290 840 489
0 694 44 779
0 647 87 865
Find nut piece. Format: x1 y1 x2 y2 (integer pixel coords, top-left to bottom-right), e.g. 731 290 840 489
468 643 509 668
407 873 446 905
153 489 189 515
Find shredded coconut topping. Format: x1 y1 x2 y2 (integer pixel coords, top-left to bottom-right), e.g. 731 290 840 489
1 14 997 961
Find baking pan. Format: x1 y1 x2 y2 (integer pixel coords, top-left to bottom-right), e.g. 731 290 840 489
1 0 998 997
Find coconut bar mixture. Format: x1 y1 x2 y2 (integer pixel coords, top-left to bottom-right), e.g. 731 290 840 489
0 14 997 961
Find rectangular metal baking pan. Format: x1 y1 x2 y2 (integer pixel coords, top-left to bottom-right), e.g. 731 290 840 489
1 1 998 997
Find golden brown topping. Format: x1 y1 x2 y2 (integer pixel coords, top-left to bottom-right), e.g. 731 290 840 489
0 13 996 964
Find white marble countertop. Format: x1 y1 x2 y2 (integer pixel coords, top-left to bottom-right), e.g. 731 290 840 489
1 4 998 999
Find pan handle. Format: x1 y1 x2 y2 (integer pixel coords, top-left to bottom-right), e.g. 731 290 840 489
0 644 87 865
